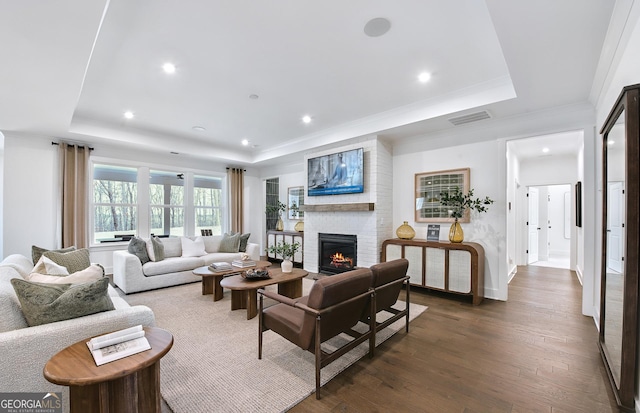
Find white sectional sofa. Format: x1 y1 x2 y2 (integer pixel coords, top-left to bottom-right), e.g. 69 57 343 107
0 254 155 413
113 235 260 294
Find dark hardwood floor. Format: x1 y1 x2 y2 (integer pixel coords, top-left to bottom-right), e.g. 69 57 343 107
290 265 618 412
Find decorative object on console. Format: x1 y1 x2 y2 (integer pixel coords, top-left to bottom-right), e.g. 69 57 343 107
266 201 286 231
294 220 304 232
266 240 301 273
426 224 440 241
395 221 415 239
438 187 494 243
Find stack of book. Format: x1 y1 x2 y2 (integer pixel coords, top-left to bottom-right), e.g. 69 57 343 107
86 325 151 366
209 262 232 272
232 260 256 268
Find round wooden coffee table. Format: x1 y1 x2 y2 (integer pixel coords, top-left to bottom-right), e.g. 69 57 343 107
192 260 272 301
220 267 308 319
43 326 173 413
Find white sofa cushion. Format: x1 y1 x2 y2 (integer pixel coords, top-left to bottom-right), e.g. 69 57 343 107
202 235 222 253
32 256 69 275
162 237 182 258
142 256 205 276
26 264 104 284
181 237 206 257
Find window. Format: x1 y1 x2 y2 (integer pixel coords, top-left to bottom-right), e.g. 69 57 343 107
93 164 138 243
194 175 223 235
150 170 184 237
265 178 279 230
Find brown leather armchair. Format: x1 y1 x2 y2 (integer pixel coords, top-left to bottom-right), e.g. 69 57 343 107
258 268 375 399
364 258 410 350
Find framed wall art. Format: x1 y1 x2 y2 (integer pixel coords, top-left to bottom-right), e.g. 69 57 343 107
288 186 304 219
415 168 470 223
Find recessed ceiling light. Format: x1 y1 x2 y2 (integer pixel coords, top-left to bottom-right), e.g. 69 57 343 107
124 111 134 119
418 72 431 83
241 139 249 146
162 63 176 74
542 147 550 153
364 17 391 37
192 126 206 132
608 140 615 145
302 115 312 124
249 94 259 100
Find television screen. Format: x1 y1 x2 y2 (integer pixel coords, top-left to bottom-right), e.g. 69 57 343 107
307 148 364 196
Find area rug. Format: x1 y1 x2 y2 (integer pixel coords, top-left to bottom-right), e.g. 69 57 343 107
124 279 427 413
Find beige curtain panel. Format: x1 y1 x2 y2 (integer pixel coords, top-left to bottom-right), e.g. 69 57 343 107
228 168 244 233
59 143 90 248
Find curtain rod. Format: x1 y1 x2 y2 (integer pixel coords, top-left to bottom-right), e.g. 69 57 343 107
226 167 246 171
51 141 94 151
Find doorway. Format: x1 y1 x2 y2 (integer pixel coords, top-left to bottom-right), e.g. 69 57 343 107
527 184 571 269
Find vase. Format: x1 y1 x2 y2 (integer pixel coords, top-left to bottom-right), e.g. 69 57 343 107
396 221 415 239
449 220 464 243
294 220 304 232
281 259 293 273
276 216 284 231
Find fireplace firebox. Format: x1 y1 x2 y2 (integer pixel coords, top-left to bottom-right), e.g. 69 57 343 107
318 233 357 275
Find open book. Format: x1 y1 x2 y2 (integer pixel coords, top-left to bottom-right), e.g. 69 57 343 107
87 325 151 366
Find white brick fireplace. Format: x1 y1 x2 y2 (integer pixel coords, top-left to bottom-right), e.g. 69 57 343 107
302 137 393 273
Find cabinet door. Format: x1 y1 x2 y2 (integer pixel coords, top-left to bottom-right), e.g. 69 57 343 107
425 247 445 289
267 232 277 259
449 250 471 293
404 245 423 286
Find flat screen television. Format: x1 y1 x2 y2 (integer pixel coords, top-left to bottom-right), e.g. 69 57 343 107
307 148 364 196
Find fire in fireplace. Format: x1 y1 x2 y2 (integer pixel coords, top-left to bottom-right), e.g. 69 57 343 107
318 233 357 275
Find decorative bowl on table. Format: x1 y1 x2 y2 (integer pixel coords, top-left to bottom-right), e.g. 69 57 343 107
242 268 271 280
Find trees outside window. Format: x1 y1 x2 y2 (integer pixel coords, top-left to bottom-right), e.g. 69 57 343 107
93 165 137 243
194 175 223 235
150 170 184 237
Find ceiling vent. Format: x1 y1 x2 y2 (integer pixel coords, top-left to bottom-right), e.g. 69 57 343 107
448 110 491 126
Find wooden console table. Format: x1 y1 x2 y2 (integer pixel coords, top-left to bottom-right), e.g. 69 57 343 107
382 239 484 305
43 327 173 413
266 230 304 267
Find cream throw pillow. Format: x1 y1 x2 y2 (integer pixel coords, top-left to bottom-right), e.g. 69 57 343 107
181 237 206 257
26 264 104 284
32 256 69 276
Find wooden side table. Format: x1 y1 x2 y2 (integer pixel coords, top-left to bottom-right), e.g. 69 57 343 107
43 327 173 413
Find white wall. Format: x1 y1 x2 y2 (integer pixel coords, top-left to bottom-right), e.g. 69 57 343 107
393 139 506 300
3 134 59 258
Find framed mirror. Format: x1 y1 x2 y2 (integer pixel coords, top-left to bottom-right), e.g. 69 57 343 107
287 186 304 220
599 84 639 412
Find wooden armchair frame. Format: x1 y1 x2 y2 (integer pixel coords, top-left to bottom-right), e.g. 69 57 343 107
258 286 375 399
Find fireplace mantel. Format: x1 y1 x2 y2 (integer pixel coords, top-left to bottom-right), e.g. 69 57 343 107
299 203 374 212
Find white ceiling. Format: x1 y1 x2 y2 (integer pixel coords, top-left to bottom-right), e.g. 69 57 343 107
0 1 615 166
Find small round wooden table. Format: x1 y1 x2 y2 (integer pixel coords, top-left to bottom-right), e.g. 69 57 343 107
192 260 272 301
43 326 173 413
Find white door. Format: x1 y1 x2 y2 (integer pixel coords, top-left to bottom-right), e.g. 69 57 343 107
607 181 624 273
528 187 539 264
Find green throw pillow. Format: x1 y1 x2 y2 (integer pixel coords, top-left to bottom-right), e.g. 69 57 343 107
31 245 76 266
10 277 114 326
128 236 150 264
219 233 241 253
42 248 91 274
239 233 251 252
147 236 165 262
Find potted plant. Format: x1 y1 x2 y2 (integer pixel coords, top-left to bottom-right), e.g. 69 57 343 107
439 187 494 242
266 240 301 272
265 201 287 231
